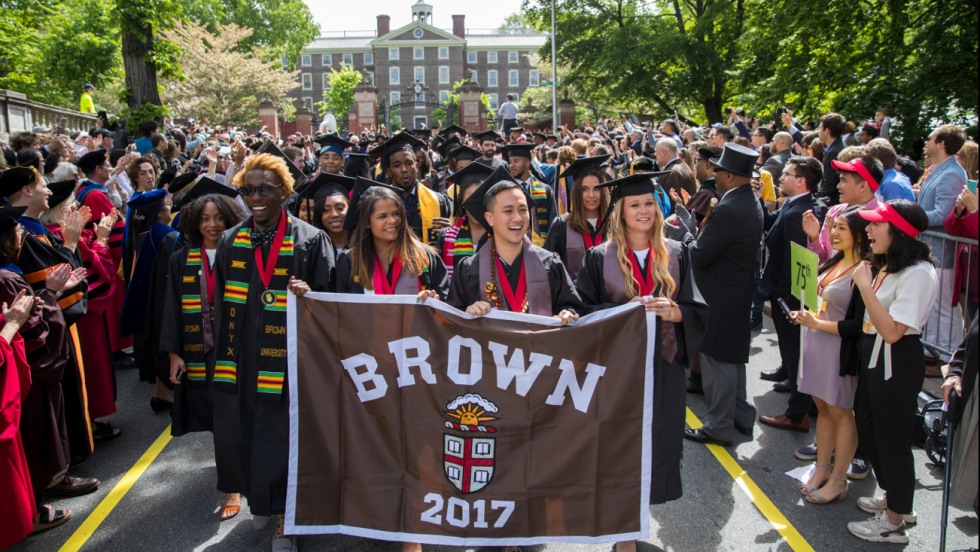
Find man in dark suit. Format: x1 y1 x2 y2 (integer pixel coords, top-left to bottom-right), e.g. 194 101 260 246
760 131 794 182
758 156 822 432
654 139 697 196
671 143 764 446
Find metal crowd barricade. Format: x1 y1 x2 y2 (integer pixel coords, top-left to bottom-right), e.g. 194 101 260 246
920 229 978 362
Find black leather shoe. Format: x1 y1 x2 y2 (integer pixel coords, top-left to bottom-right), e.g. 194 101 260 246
734 423 754 437
686 375 704 394
46 473 100 497
683 428 732 447
750 317 763 332
760 367 787 382
773 379 794 393
150 397 173 413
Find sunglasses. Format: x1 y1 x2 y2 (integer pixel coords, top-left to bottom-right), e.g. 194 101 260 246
240 184 280 197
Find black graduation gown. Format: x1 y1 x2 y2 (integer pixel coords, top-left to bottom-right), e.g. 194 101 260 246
211 217 335 516
401 183 453 246
446 244 585 315
134 230 182 384
575 240 707 504
158 244 214 436
542 214 602 281
334 248 450 300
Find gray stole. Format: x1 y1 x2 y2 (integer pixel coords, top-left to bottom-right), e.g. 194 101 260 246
477 236 552 316
564 217 589 281
601 240 680 362
368 259 420 295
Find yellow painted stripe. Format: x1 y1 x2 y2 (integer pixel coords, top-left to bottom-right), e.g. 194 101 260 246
686 408 814 552
58 425 173 552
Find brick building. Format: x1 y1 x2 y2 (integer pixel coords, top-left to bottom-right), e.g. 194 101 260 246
289 0 547 129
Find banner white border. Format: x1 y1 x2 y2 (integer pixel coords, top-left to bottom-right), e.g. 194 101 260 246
286 293 655 545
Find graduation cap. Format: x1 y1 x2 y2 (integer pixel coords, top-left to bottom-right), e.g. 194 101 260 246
446 144 481 164
472 130 503 144
167 172 200 197
438 125 467 139
0 167 40 198
438 136 463 158
343 176 404 231
173 176 241 211
460 166 533 231
300 172 355 201
76 149 108 174
508 127 525 135
596 172 669 204
500 143 535 160
370 132 427 167
408 128 432 140
558 154 611 181
313 133 353 156
444 161 495 214
0 205 28 234
258 140 308 189
629 156 657 174
47 179 78 208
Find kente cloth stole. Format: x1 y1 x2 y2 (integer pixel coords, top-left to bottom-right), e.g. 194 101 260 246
601 240 681 362
214 217 293 398
417 183 442 246
178 248 214 387
440 216 473 277
528 177 550 239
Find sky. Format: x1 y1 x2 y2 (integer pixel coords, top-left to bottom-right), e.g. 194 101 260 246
304 0 528 35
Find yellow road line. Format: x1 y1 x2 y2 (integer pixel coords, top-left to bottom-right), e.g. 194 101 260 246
58 425 173 552
686 408 815 552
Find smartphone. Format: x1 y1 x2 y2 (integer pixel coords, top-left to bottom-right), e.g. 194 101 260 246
968 180 978 193
776 297 794 320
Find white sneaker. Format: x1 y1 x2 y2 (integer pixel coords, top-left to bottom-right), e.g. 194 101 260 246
272 536 297 551
856 495 918 524
848 511 909 544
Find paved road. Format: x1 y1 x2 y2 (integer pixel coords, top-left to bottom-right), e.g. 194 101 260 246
12 317 979 552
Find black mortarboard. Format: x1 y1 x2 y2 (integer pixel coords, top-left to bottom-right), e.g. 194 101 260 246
446 144 481 164
167 172 199 196
533 132 547 141
596 172 666 204
438 125 467 139
258 140 308 189
0 205 28 234
408 128 432 140
300 172 355 200
47 180 78 208
472 130 503 144
444 161 495 214
76 149 108 174
460 166 532 230
630 156 657 173
370 132 426 167
508 127 525 135
313 133 353 156
558 154 611 181
0 167 40 198
500 143 535 160
438 137 463 158
173 176 241 211
343 176 404 231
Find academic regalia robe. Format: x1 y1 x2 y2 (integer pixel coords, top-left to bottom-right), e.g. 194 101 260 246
435 215 489 279
0 328 35 550
334 248 449 299
211 214 334 516
542 214 603 282
0 271 70 508
575 239 707 504
447 237 584 315
400 182 453 247
159 245 214 436
521 176 558 242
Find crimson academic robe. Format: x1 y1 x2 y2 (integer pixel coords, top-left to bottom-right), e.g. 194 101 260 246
0 328 34 549
574 239 707 503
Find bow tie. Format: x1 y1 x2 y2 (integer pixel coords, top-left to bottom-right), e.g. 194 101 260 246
251 228 277 245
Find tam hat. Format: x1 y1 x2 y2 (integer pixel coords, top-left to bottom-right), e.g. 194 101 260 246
47 180 78 208
0 205 28 234
0 167 40 198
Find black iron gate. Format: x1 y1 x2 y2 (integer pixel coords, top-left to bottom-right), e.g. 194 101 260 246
380 81 456 130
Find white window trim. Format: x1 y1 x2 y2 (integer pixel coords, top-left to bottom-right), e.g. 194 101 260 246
529 69 539 87
487 51 498 64
508 51 518 64
390 67 400 85
414 47 424 60
487 69 498 88
302 97 313 111
470 69 478 83
366 71 375 84
488 93 499 109
342 53 353 65
322 73 330 89
301 54 311 67
438 65 450 85
467 51 477 64
414 66 425 83
438 46 449 60
389 47 400 60
439 90 450 103
391 91 401 104
508 69 519 87
321 54 332 66
364 53 374 65
414 116 428 128
301 73 312 90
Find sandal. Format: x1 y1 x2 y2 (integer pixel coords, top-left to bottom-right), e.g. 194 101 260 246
800 463 831 495
805 475 849 504
92 421 122 442
220 493 242 521
32 504 72 533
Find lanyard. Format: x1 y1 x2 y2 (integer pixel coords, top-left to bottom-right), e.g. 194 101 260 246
818 259 861 295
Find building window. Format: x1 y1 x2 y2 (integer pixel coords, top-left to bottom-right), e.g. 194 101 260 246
301 54 311 67
467 51 477 64
322 73 331 89
508 51 518 64
488 93 499 110
438 66 450 85
414 47 424 60
342 53 353 65
529 69 540 87
366 71 375 85
303 97 313 111
390 91 401 104
487 70 498 87
390 67 400 85
321 54 332 66
414 116 427 128
302 73 312 90
470 69 478 83
439 90 450 103
364 53 374 65
389 47 399 60
508 70 519 87
414 66 425 83
438 47 449 60
487 51 498 64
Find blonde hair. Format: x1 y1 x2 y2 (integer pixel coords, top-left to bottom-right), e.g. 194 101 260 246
605 197 675 300
837 145 865 163
231 153 294 193
557 146 577 165
958 141 978 180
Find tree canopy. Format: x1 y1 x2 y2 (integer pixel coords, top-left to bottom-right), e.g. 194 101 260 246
317 64 365 131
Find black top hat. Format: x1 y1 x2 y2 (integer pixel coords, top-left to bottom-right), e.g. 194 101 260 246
709 143 760 179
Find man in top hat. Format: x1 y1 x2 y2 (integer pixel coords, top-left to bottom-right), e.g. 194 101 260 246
473 130 508 171
374 132 453 246
671 143 764 446
501 143 557 244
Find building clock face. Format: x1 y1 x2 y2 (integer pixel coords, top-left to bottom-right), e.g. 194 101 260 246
413 28 424 39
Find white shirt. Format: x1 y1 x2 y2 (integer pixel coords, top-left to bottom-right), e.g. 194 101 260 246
863 261 937 336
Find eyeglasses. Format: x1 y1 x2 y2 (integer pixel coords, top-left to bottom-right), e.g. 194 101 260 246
782 171 800 178
240 185 280 197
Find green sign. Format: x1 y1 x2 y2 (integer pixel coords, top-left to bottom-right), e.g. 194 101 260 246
791 241 819 312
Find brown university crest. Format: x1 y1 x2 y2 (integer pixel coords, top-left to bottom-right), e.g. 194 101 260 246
443 394 497 494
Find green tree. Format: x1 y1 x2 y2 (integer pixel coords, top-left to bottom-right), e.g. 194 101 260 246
0 0 56 97
429 80 495 127
316 64 364 132
497 12 536 35
116 0 184 110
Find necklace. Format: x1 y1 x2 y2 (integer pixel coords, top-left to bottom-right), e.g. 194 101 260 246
485 240 528 313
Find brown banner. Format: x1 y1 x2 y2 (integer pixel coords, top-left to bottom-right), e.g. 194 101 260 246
285 293 654 546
